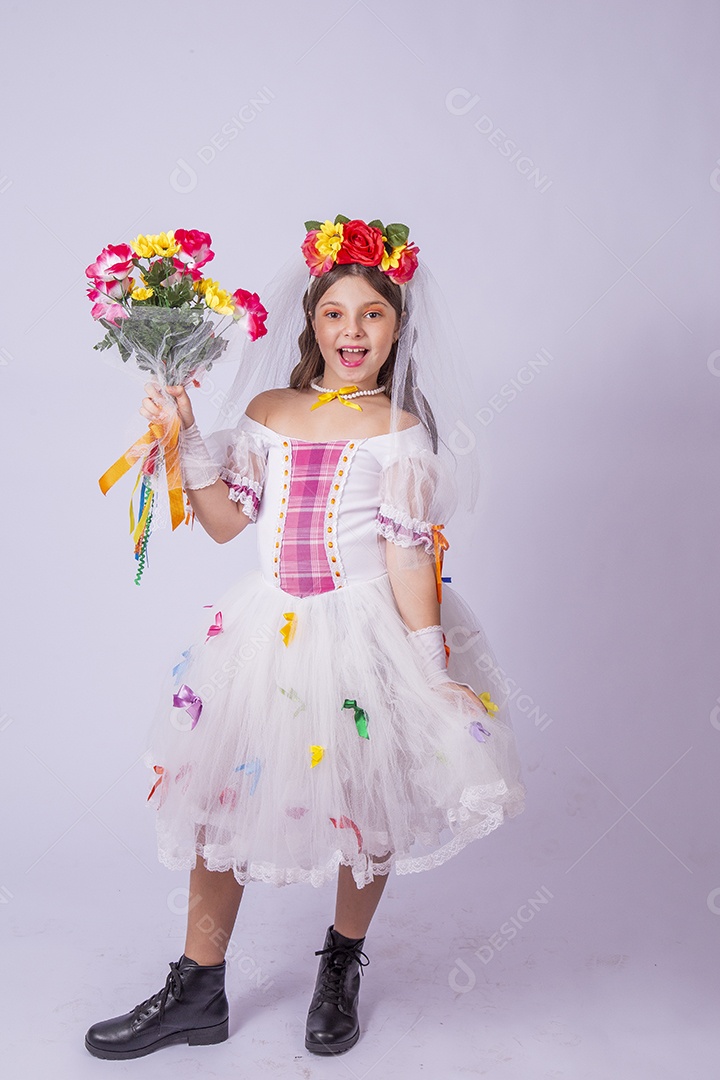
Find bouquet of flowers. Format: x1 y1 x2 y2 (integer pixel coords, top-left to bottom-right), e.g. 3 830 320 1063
88 228 267 584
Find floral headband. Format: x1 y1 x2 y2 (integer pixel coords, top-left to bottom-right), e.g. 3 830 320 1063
301 215 419 284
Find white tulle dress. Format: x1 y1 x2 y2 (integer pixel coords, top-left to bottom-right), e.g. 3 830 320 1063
145 413 525 888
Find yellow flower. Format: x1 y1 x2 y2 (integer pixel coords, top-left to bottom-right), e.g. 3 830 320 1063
130 231 180 259
131 234 155 259
202 279 235 315
478 691 499 716
380 242 405 273
315 220 344 261
131 286 154 301
151 231 179 258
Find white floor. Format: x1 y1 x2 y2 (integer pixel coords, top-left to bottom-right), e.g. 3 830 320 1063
5 802 716 1080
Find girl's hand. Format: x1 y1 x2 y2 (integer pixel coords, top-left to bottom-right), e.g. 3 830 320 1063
442 681 488 712
140 381 196 430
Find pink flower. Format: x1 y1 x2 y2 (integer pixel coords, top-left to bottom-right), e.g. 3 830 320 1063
386 242 419 284
232 288 269 340
86 285 129 325
172 228 214 281
85 243 135 284
93 274 133 301
301 230 334 276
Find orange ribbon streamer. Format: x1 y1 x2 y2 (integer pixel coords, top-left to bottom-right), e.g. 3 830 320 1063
431 523 449 605
98 415 185 532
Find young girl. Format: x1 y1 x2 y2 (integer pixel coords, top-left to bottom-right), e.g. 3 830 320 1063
85 217 525 1060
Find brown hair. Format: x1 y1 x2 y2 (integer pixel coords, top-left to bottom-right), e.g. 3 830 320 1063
289 263 402 394
289 262 438 449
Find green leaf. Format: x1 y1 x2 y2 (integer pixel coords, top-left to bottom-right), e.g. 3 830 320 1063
385 222 409 248
334 214 350 225
143 261 167 288
367 219 385 233
304 220 322 231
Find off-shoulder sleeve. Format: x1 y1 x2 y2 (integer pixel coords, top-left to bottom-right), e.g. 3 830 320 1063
180 413 269 524
373 426 458 563
207 415 269 523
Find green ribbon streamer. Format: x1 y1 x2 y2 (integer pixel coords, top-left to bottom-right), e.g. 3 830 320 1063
343 698 369 740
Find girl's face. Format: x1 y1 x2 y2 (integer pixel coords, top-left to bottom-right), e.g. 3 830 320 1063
311 275 399 389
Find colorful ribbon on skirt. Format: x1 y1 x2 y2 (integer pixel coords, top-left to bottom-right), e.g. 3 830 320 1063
279 612 297 646
147 765 164 802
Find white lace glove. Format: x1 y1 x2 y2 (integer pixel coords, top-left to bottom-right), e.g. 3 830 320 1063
406 625 479 697
178 422 221 490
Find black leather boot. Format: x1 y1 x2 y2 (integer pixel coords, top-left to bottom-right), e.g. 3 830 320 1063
305 925 369 1054
85 954 228 1059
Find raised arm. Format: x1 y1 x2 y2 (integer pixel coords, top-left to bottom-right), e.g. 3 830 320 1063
178 423 255 545
143 383 266 545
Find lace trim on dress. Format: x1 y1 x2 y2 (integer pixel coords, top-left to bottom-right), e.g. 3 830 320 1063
219 468 262 522
186 473 221 491
154 781 526 888
407 624 443 638
375 503 434 554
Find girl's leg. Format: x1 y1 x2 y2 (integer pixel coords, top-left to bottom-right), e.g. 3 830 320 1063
305 858 391 1055
184 859 246 965
333 862 389 939
85 857 241 1059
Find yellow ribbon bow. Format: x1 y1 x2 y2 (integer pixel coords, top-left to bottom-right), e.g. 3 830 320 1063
431 523 450 604
310 384 363 412
310 744 325 768
98 414 185 534
479 691 499 716
279 612 297 646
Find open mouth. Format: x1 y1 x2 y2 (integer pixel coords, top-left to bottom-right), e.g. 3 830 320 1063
339 347 368 366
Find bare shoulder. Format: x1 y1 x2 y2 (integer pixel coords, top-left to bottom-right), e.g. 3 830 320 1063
362 397 421 434
245 388 298 424
396 407 422 432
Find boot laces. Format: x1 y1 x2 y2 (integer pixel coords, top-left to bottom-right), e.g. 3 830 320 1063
133 961 184 1022
314 942 369 1005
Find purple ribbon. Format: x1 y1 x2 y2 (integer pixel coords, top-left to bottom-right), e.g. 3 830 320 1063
469 719 491 743
172 684 203 728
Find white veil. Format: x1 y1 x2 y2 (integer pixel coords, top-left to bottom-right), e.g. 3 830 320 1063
205 252 486 517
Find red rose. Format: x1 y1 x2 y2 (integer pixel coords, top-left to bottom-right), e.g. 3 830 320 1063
336 220 385 267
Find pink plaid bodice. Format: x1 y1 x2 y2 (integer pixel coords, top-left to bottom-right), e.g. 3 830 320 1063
234 416 436 599
260 432 379 597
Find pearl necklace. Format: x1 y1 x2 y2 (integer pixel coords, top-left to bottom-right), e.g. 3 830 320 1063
310 379 385 400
